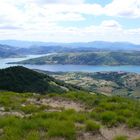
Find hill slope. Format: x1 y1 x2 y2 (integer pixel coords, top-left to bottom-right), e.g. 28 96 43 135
0 44 18 58
49 71 140 98
0 91 140 140
0 66 81 93
16 52 140 66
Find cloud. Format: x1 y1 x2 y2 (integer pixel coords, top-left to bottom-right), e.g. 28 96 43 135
100 20 121 28
34 0 85 4
0 25 21 30
0 0 140 44
104 0 140 18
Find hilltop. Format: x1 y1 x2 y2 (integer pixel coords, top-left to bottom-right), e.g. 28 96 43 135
0 66 81 93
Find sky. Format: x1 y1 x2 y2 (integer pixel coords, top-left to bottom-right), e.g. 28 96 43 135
0 0 140 44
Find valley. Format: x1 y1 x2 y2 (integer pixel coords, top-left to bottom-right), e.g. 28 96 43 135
44 71 140 99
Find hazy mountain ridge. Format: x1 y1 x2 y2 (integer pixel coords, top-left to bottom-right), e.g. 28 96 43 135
0 40 140 58
0 44 19 58
0 40 140 50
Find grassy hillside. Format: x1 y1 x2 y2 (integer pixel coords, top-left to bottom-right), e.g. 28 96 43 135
0 91 139 140
48 71 140 98
0 66 82 94
15 52 140 65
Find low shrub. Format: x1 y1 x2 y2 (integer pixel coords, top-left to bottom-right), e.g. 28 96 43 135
127 117 140 128
47 120 76 140
85 120 100 133
100 111 117 127
113 135 128 140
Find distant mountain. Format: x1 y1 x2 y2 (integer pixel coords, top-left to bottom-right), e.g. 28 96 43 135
15 52 140 66
0 40 140 51
0 44 19 58
0 66 81 93
0 40 59 48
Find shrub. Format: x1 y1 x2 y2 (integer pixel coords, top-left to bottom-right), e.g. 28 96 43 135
69 113 86 123
117 109 133 117
89 112 98 120
116 115 126 123
127 117 140 128
100 111 117 127
20 104 40 114
25 130 40 140
47 120 76 140
113 135 128 140
85 120 100 133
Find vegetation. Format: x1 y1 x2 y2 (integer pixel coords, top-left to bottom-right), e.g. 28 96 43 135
0 66 83 93
113 135 128 140
85 120 100 133
0 91 139 140
16 51 140 65
49 71 140 98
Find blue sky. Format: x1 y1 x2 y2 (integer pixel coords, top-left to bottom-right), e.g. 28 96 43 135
0 0 140 44
86 0 112 6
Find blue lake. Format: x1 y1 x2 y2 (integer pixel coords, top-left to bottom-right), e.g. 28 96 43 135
0 54 140 73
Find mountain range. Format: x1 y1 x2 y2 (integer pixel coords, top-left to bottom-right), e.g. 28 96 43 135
0 40 140 51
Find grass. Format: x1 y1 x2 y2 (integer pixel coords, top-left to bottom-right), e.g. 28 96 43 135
85 120 100 133
113 135 128 140
47 120 76 140
100 111 117 127
0 91 140 140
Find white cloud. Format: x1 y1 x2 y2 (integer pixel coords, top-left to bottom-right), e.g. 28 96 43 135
100 20 121 29
104 0 140 18
0 0 140 44
34 0 85 4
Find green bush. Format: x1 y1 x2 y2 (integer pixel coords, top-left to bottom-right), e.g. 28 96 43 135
100 111 117 127
47 120 76 140
116 115 126 123
127 117 140 128
20 104 40 114
25 130 40 140
85 120 100 133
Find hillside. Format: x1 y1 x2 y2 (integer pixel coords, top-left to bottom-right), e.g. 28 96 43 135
0 44 19 58
0 91 139 140
48 71 140 98
0 66 81 93
16 52 140 66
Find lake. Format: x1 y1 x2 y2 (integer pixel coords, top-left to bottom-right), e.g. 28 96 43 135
0 54 140 73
